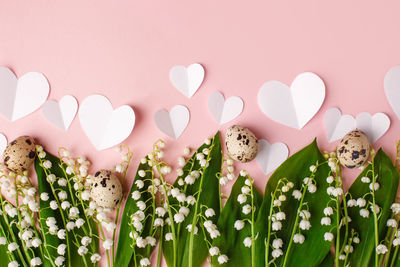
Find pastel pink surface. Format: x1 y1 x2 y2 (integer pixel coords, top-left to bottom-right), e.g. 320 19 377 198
1 1 400 266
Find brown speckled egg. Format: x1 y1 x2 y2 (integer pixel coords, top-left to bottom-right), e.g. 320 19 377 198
225 125 258 163
337 130 370 168
90 170 123 208
3 136 36 173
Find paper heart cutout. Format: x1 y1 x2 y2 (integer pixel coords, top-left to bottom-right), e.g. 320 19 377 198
256 139 289 175
257 72 325 129
324 108 357 142
208 91 243 125
0 66 49 121
78 95 135 150
384 66 400 120
324 108 390 143
356 112 390 144
154 105 190 139
42 95 78 130
169 63 204 98
0 133 7 156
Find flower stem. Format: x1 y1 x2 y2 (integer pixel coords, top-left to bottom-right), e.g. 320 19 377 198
188 141 214 267
250 181 255 267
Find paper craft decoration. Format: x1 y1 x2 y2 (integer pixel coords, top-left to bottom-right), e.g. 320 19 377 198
0 133 7 156
78 95 135 150
154 105 190 139
208 91 243 125
0 66 49 121
356 112 390 144
257 72 325 129
324 108 390 143
324 108 356 142
384 66 400 120
169 63 205 98
42 95 78 131
256 139 289 175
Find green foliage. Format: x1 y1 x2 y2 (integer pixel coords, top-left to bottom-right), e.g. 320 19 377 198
340 149 399 267
163 132 222 267
35 151 99 267
115 156 156 266
254 139 334 267
211 175 263 266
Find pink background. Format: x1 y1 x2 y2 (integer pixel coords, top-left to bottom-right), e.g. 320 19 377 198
1 0 400 265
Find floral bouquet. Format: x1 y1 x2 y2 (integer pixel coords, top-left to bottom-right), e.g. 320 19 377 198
1 127 400 267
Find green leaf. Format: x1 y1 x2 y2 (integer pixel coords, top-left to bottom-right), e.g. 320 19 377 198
341 149 399 267
35 155 63 267
211 175 263 266
0 207 20 266
115 156 156 267
254 139 334 267
318 252 334 267
163 132 222 267
35 151 99 267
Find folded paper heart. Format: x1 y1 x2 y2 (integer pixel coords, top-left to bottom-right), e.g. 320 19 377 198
154 105 190 139
208 91 243 125
324 108 356 142
257 72 325 129
78 95 135 150
169 63 204 98
42 95 78 131
384 66 400 120
324 108 390 143
256 139 289 175
0 66 49 121
0 133 7 156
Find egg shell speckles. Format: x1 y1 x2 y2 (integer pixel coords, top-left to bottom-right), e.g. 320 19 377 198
225 125 258 163
3 136 36 173
337 130 370 169
90 170 123 209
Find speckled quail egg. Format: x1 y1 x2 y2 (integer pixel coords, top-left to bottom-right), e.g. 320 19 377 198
3 136 36 173
90 170 123 208
225 125 259 163
337 130 370 168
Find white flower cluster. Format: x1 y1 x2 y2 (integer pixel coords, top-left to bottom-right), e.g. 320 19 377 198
0 164 46 266
219 154 236 186
39 146 106 263
266 178 295 262
337 232 360 261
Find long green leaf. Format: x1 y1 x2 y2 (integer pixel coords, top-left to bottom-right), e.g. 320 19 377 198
115 156 156 266
0 207 21 266
35 151 99 267
163 132 222 267
254 139 334 267
341 149 399 266
211 175 263 266
35 156 63 267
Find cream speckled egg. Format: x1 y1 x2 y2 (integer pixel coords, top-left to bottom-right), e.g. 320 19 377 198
3 136 36 173
337 130 370 168
90 170 123 208
225 125 258 163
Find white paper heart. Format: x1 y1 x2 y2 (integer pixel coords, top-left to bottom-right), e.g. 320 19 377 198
256 139 289 175
208 91 243 125
324 108 357 142
0 67 49 121
169 63 204 98
384 66 400 120
257 72 325 129
324 108 390 143
0 133 7 156
42 95 78 130
154 105 190 139
78 95 135 150
356 112 390 143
